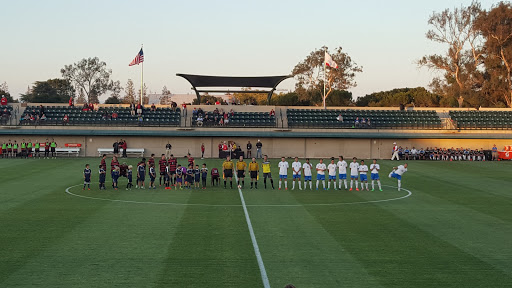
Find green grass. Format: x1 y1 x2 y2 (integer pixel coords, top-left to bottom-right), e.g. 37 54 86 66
1 157 511 287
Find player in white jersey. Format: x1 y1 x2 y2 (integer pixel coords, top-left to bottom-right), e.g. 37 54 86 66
327 158 338 190
358 160 369 191
389 163 408 191
370 159 382 191
337 156 348 190
349 157 360 191
315 159 327 190
278 157 289 190
302 158 313 190
291 157 302 190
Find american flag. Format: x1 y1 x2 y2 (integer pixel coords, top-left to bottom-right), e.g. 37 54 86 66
129 48 144 66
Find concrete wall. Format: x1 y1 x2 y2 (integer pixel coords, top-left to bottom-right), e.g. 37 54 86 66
1 134 510 159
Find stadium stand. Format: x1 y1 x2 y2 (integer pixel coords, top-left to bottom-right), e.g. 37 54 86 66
19 106 181 127
449 110 512 129
0 105 14 124
191 111 276 127
287 109 441 129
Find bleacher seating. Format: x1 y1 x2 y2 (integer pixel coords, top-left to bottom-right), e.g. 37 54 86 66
449 110 512 129
19 106 181 127
287 109 441 129
192 111 276 127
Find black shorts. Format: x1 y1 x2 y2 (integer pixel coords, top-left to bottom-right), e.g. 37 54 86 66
263 172 272 179
169 170 176 175
160 171 166 176
237 170 245 178
250 171 258 179
212 175 219 180
224 170 233 178
187 175 194 183
51 147 56 152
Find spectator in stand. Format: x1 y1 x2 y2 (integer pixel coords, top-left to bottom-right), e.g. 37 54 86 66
151 103 156 112
130 102 136 116
215 100 220 105
68 96 74 107
230 109 235 117
196 115 204 126
136 103 143 116
256 139 263 159
367 118 371 127
171 101 177 112
63 114 69 125
181 102 187 117
336 114 343 122
197 108 204 117
354 117 360 128
269 109 275 117
404 147 410 160
40 113 47 122
111 112 118 119
0 95 7 106
89 103 94 110
192 107 198 117
361 117 367 127
82 103 89 111
39 105 45 117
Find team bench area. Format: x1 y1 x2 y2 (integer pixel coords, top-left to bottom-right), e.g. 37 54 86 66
31 147 80 157
97 148 145 157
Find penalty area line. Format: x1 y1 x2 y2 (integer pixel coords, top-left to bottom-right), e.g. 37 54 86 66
234 174 271 288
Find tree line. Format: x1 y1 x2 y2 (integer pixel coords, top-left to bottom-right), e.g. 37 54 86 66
3 1 511 108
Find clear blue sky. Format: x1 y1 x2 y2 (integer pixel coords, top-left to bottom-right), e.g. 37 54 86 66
0 0 499 101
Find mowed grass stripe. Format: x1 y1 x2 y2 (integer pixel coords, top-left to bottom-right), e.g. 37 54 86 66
408 162 512 223
155 188 262 287
302 201 512 287
244 182 381 287
1 201 188 287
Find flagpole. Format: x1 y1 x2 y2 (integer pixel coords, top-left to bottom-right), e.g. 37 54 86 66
140 44 144 106
323 49 327 110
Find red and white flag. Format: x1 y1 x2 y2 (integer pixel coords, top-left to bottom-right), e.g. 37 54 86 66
129 48 144 66
325 51 338 69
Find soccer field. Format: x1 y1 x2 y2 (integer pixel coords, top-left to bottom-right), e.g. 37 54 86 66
1 158 511 287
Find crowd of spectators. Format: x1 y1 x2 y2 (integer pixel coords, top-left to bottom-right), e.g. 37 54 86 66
194 107 235 127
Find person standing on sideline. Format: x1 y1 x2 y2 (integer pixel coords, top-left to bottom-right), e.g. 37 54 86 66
349 157 360 191
248 158 259 189
492 144 498 161
278 157 289 190
256 140 263 159
302 158 313 190
370 159 382 191
389 163 408 191
337 156 348 190
261 155 275 189
391 142 399 160
327 157 338 190
50 139 57 159
246 141 252 158
201 143 205 159
120 139 127 158
315 159 327 190
165 142 172 158
291 157 302 190
113 140 120 157
358 160 369 191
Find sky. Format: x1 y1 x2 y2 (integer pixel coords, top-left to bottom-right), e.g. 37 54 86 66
0 0 500 101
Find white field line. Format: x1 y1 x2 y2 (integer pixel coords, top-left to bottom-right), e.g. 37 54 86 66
65 185 412 207
234 173 271 288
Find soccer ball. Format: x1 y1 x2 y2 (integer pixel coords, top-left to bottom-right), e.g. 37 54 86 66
237 185 241 189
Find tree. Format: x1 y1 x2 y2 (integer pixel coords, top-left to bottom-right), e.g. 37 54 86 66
61 57 115 104
159 86 172 105
121 79 136 104
355 87 441 107
20 79 75 103
233 88 268 105
76 89 86 105
138 83 148 105
104 96 121 104
292 46 362 107
418 1 482 107
192 94 226 105
475 2 512 107
0 81 16 103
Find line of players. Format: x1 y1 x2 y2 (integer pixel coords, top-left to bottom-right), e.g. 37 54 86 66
82 154 408 192
0 139 58 159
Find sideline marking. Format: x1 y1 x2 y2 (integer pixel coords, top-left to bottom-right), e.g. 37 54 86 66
65 185 412 207
234 174 271 288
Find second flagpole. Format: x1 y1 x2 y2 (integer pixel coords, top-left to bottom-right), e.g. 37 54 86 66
140 44 144 106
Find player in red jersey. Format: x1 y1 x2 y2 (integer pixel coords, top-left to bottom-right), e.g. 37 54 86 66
100 154 107 170
168 154 178 186
211 167 220 186
110 156 119 173
187 153 194 167
158 154 168 186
